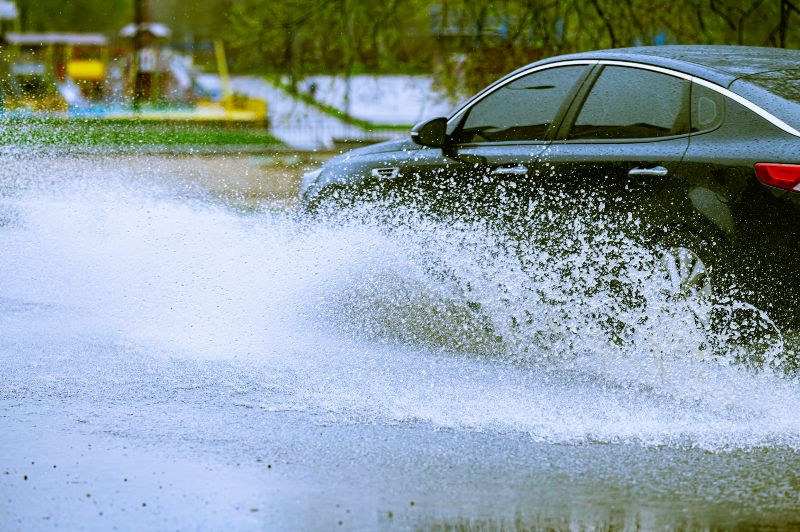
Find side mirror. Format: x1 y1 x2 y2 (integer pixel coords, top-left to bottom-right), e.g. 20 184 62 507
411 117 448 148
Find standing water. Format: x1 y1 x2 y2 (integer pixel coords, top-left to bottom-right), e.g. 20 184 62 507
1 152 799 529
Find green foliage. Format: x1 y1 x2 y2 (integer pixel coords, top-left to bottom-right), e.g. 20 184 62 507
148 0 233 40
12 0 800 97
225 0 434 83
225 0 800 94
16 0 134 33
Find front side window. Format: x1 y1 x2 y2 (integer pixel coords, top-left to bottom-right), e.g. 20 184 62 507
454 65 587 144
567 66 690 140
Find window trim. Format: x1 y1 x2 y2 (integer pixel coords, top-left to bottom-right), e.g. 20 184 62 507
447 59 800 140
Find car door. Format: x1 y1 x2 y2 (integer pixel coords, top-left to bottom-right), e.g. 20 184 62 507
539 65 692 239
400 64 592 213
677 80 800 325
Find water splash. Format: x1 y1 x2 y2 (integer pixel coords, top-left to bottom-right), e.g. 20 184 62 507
1 157 799 451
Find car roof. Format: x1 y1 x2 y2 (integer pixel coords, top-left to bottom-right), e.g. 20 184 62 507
534 45 800 87
450 46 800 136
512 45 800 135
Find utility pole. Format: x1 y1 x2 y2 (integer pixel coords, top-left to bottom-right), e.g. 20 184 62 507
341 0 352 117
132 0 144 112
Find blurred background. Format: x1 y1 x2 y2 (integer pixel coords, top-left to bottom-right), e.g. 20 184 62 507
1 0 799 151
10 1 800 89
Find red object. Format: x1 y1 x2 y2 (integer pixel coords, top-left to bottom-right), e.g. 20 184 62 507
755 163 800 191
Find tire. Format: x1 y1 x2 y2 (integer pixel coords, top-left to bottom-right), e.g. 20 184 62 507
657 243 788 370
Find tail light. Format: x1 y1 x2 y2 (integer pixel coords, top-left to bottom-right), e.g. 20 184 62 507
754 163 800 191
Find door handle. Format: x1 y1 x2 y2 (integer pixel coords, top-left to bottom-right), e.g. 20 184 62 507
628 166 669 177
492 165 528 176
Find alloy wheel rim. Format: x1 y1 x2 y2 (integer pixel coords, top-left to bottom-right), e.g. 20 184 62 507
662 246 712 300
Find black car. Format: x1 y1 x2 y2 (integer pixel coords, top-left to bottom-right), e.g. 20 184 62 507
301 45 800 337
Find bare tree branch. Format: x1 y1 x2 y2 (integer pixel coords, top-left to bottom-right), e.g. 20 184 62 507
591 0 618 47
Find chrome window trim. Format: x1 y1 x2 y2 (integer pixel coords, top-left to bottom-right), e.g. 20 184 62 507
448 58 800 139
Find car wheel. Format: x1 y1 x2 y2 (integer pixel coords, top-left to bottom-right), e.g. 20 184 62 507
659 246 713 332
660 246 712 301
659 246 787 367
709 300 786 367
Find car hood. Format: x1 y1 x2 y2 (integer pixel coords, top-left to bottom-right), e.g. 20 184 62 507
331 138 420 162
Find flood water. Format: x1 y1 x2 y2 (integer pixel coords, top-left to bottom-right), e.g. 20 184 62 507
1 153 799 529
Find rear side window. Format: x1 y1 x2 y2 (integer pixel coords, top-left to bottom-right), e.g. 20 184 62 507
455 65 587 143
567 66 690 140
691 83 724 132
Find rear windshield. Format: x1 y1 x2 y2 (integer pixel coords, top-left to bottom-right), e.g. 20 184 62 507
746 70 800 103
731 69 800 132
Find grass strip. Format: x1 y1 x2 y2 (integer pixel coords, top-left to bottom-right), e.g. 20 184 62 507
0 118 283 148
